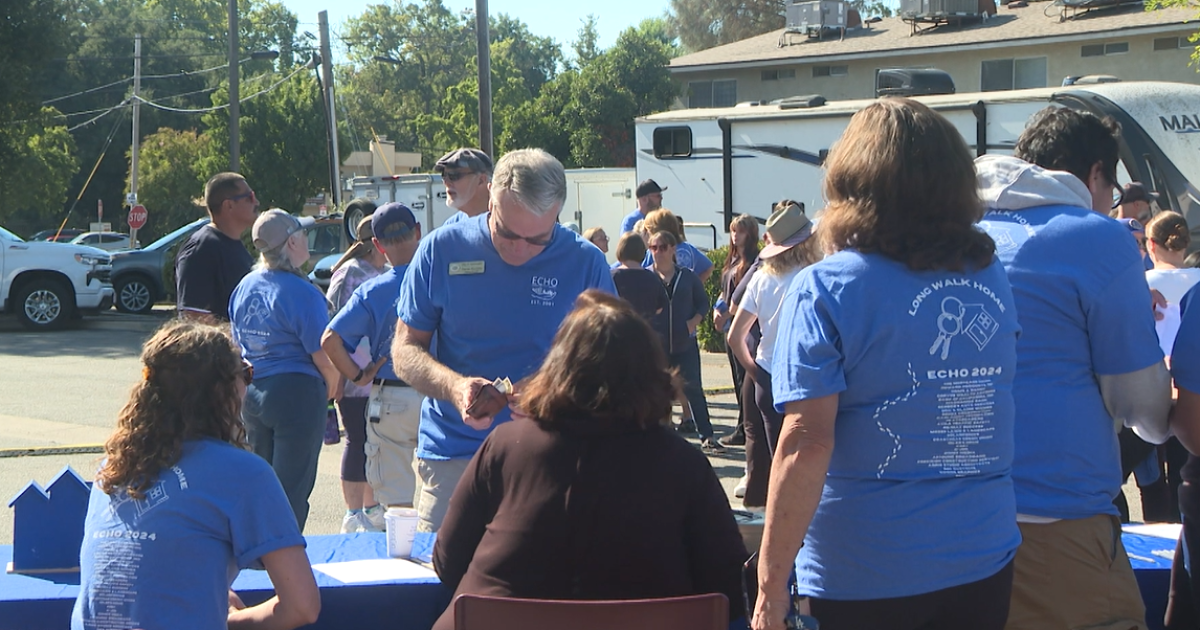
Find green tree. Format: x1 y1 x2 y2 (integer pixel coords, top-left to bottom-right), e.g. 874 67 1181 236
571 15 601 68
668 0 785 52
0 109 80 235
126 127 210 242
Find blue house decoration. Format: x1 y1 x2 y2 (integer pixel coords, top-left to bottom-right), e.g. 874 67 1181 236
7 466 91 574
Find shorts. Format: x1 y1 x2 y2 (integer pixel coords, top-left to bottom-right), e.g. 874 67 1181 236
364 383 421 507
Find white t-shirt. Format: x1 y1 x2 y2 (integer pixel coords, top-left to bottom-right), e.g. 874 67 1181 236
1146 268 1200 356
739 266 804 371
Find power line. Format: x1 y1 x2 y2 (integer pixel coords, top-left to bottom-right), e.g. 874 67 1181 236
67 100 129 132
132 64 309 113
42 77 133 105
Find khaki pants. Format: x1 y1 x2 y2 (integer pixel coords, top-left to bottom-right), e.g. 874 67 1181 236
414 456 471 533
1007 514 1148 630
364 383 421 507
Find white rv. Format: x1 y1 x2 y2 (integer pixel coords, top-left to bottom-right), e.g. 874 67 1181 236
635 81 1200 236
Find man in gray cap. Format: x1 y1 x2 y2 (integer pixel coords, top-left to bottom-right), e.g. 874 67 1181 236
621 179 666 234
1115 181 1159 223
435 148 493 223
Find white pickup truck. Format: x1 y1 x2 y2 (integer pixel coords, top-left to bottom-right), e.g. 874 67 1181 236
0 225 114 330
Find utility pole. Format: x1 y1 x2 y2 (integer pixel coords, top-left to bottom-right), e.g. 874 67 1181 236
318 11 342 209
228 0 240 172
130 33 142 248
475 0 493 156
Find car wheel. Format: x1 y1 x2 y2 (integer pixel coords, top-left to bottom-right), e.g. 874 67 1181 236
115 275 154 314
15 279 74 331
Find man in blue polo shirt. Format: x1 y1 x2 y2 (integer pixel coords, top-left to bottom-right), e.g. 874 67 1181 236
322 203 422 532
976 107 1172 630
620 179 666 234
392 148 616 533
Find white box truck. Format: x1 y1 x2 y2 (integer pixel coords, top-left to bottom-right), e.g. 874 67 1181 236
635 81 1200 239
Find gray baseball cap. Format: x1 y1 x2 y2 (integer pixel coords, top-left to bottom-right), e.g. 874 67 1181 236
252 209 315 252
434 148 494 175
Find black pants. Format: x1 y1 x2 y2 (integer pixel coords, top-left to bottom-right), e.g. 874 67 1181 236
725 343 747 436
752 368 784 457
742 373 770 508
1167 465 1200 628
811 561 1014 630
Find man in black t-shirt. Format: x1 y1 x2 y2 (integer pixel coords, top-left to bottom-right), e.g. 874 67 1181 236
175 172 258 321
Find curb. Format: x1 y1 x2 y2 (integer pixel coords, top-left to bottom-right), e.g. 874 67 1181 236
0 444 104 459
703 386 736 396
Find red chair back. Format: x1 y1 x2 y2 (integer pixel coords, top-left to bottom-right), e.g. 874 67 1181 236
453 592 730 630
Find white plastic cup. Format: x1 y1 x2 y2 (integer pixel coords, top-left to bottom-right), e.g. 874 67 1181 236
385 507 419 558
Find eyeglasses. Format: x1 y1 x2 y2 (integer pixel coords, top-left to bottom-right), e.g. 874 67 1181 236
229 189 256 203
491 212 554 247
241 360 254 386
442 170 474 182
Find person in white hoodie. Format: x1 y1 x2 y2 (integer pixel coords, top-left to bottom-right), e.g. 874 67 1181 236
975 107 1172 630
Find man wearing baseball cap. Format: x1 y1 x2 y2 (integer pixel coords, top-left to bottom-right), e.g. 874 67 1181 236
435 148 493 224
1115 181 1159 223
620 179 667 234
322 203 424 529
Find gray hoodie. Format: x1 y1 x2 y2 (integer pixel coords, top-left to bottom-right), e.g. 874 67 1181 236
975 155 1172 444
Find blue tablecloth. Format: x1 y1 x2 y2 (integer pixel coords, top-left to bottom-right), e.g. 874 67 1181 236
0 528 1179 630
0 532 452 630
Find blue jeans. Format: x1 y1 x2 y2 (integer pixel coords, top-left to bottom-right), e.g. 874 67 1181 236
243 372 326 531
670 345 714 439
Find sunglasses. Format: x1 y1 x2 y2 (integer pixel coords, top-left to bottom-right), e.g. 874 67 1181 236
492 213 554 247
241 360 254 386
229 189 256 203
649 243 672 252
442 170 475 182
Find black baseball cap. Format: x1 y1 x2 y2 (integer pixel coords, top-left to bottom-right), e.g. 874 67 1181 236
636 179 666 198
1121 182 1159 205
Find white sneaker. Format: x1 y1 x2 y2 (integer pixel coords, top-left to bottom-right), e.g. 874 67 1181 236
341 511 367 534
361 505 386 532
734 475 748 499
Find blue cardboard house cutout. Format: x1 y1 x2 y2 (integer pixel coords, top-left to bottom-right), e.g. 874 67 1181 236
7 466 91 574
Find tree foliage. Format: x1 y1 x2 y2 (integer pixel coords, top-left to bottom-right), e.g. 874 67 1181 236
127 127 210 241
668 0 785 53
1146 0 1200 68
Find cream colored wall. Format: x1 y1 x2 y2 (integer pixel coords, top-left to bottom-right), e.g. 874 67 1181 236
676 30 1199 105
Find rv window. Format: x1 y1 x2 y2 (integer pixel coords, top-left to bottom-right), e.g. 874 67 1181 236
813 65 849 78
688 79 738 108
653 127 693 158
981 57 1046 91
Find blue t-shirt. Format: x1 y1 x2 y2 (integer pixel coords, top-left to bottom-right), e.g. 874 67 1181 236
397 213 616 460
771 251 1021 600
72 439 304 630
229 269 330 380
442 211 467 226
328 265 408 382
1173 284 1200 391
979 207 1163 519
642 241 713 278
620 209 643 234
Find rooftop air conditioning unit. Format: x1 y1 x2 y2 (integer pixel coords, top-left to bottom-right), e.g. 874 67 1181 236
899 0 983 18
787 0 848 37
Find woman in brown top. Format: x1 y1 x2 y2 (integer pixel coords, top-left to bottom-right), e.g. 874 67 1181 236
432 290 748 630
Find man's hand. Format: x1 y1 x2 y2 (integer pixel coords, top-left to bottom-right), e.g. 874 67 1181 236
456 376 501 431
352 357 389 388
228 590 246 613
1152 288 1168 322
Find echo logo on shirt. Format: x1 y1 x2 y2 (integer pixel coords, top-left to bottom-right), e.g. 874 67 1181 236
531 276 558 306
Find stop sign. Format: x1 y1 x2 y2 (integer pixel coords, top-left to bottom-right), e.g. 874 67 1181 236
127 205 148 230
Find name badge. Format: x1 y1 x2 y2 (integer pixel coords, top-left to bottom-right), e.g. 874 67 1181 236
449 261 485 275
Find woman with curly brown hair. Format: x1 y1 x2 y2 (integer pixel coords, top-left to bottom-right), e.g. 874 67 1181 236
753 98 1022 630
72 321 319 630
431 290 748 630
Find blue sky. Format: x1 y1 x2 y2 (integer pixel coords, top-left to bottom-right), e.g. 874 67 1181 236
282 0 674 56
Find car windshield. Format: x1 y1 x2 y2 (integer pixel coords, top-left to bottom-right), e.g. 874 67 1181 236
0 226 25 242
144 219 209 251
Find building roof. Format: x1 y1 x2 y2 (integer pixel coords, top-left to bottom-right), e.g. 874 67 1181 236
670 3 1199 72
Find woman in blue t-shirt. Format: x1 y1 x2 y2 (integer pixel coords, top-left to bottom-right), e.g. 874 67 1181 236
230 209 341 530
73 321 318 630
752 99 1021 630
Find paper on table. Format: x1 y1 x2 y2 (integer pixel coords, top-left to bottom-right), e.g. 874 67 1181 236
1124 523 1183 540
312 558 438 584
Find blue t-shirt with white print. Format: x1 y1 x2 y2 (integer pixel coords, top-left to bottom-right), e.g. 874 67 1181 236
397 213 616 460
1173 284 1200 392
229 269 329 380
72 439 304 630
979 206 1163 519
328 265 408 382
771 250 1021 600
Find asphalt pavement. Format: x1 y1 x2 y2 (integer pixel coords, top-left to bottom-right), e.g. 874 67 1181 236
0 306 747 544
